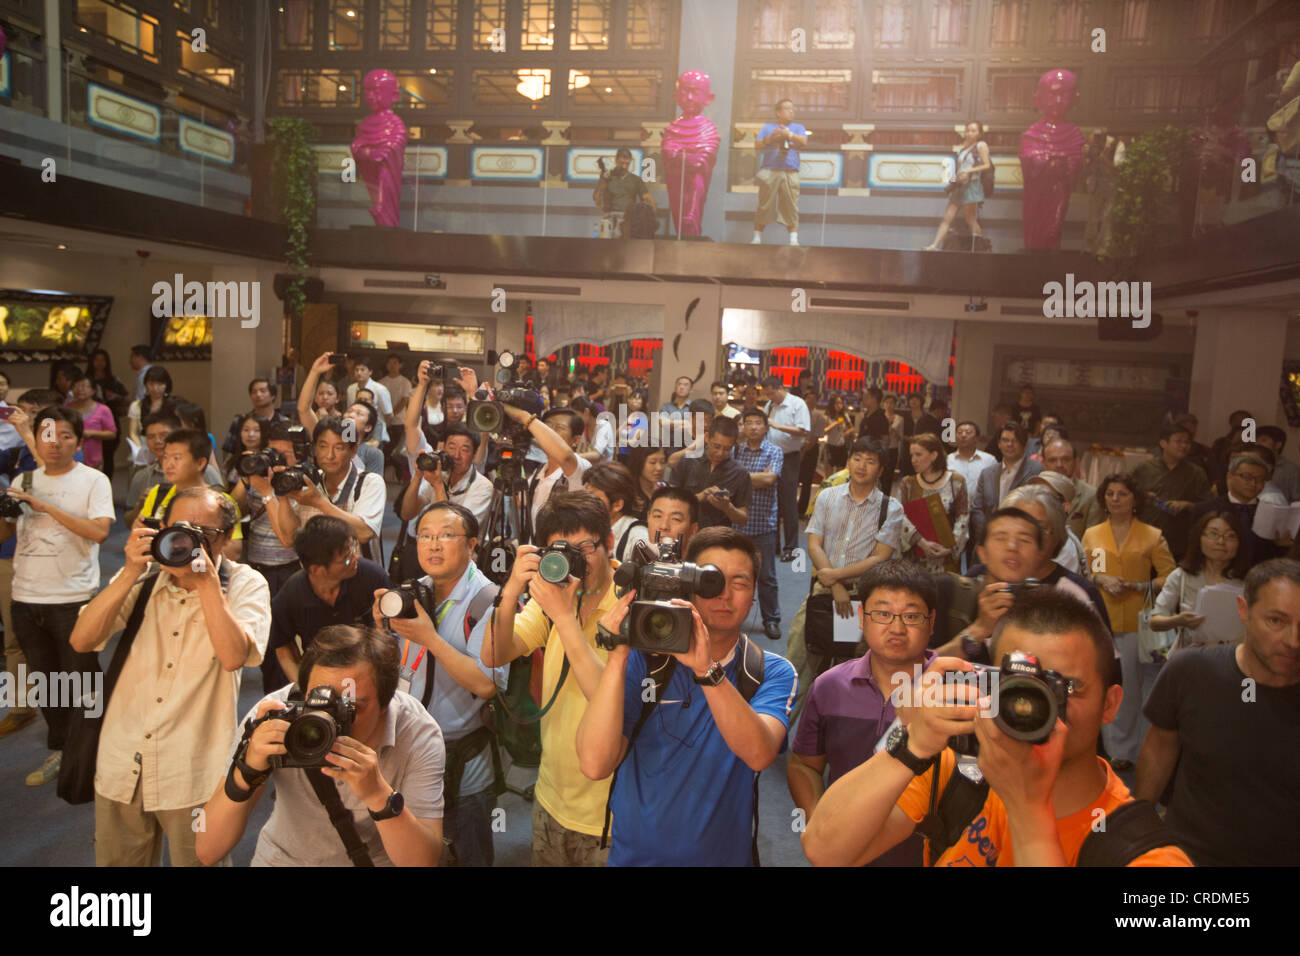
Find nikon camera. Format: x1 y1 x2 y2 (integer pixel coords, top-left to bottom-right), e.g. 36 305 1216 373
599 539 724 654
949 651 1070 756
252 686 356 769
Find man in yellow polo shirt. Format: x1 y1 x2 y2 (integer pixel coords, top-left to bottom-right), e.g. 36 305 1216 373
133 428 242 543
482 491 617 866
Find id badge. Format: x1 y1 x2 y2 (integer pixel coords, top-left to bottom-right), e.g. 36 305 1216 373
397 664 414 696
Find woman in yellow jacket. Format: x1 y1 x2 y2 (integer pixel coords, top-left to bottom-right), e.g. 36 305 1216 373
1081 472 1176 771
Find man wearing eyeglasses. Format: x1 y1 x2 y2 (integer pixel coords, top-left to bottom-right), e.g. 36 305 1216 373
267 516 391 687
69 487 271 866
374 502 508 866
482 491 618 866
789 563 937 867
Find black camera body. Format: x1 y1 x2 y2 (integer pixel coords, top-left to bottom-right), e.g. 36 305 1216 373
0 493 24 520
272 462 322 495
537 541 586 584
416 450 454 474
238 447 287 478
254 686 356 769
377 580 432 620
141 518 210 568
949 651 1070 755
602 540 725 654
468 386 544 441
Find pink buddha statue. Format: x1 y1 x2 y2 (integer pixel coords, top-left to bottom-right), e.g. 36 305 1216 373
1019 69 1086 250
661 70 720 238
350 69 408 228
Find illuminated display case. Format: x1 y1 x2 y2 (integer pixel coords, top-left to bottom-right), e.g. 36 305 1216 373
0 290 111 363
150 313 214 360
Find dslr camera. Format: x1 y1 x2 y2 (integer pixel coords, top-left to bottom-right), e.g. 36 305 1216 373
601 539 725 654
536 541 587 585
948 651 1070 756
141 517 211 568
376 580 433 620
415 450 454 474
467 351 543 447
237 447 287 479
0 493 24 520
252 686 356 769
272 462 323 495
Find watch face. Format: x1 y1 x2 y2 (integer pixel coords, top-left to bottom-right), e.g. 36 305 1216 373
389 790 404 815
886 724 906 753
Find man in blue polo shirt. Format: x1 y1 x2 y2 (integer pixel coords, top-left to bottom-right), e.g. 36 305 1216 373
752 98 807 246
375 501 507 866
576 527 797 866
788 561 936 866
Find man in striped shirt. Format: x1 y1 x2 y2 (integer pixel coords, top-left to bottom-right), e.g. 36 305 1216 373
733 407 785 640
786 437 903 718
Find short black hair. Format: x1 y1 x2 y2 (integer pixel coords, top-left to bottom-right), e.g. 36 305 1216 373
163 427 212 466
983 506 1044 548
173 401 208 437
688 397 715 417
300 625 401 709
570 395 599 417
535 490 612 546
582 460 641 518
990 587 1118 687
1159 423 1192 443
649 484 698 526
957 420 980 434
615 146 633 160
131 345 152 359
865 387 883 403
707 415 740 440
998 422 1029 446
855 562 937 612
347 399 378 438
542 407 584 438
762 374 783 389
848 436 887 461
444 382 468 402
416 500 479 539
293 515 357 571
442 422 481 452
1257 425 1287 449
34 405 84 442
740 406 768 426
710 380 728 392
248 377 275 398
142 409 182 433
685 526 759 581
314 415 358 447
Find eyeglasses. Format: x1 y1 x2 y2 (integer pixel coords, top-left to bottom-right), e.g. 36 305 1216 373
333 540 360 565
417 532 469 545
1202 531 1239 542
865 610 929 627
560 539 600 555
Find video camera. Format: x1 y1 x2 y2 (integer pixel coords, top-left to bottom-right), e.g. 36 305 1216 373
601 539 725 654
948 651 1070 756
467 351 543 449
251 686 356 769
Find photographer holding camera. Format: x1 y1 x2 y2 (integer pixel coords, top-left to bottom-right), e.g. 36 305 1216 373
269 516 391 685
395 424 492 578
69 487 270 864
374 502 507 866
0 406 114 786
802 588 1191 867
575 526 797 866
131 429 242 558
267 417 386 565
197 624 445 867
481 491 617 865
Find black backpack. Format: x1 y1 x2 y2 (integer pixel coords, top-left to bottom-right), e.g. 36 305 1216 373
915 756 1182 866
600 635 767 863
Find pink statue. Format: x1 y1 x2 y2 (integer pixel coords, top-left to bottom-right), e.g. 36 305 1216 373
1019 69 1085 250
661 70 720 238
350 69 408 228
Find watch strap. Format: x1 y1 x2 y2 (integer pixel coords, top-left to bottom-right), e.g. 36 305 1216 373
888 727 937 776
692 662 726 686
368 789 403 821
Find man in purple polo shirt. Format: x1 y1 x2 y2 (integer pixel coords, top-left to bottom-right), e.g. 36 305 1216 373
788 561 936 866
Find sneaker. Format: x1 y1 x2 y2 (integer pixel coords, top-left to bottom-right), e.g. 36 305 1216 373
750 234 762 244
25 751 61 786
0 711 37 737
763 621 783 641
788 234 799 246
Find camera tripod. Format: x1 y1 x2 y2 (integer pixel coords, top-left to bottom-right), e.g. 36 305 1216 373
477 454 534 586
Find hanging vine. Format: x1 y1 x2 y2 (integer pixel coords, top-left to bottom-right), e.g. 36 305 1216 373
1105 124 1188 261
267 117 317 319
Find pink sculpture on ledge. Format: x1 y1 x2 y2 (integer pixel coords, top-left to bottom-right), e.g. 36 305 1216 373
351 69 408 228
1019 69 1085 250
661 70 720 238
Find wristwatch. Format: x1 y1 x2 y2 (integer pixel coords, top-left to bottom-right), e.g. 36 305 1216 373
368 789 404 821
692 662 726 687
885 725 937 776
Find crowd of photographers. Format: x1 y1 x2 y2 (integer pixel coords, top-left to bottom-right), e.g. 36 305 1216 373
0 351 1294 868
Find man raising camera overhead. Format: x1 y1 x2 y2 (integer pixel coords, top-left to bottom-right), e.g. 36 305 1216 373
197 623 446 867
481 491 617 866
802 589 1191 867
575 527 797 867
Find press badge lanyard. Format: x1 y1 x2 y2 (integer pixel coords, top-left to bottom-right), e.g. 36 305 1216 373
395 569 472 695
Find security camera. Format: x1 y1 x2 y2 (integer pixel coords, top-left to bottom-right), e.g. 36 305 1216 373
964 298 988 313
424 274 445 289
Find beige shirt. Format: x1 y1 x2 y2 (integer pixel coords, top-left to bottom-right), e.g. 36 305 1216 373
91 562 271 811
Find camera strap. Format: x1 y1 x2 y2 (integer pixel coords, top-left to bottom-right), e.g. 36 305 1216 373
304 766 375 867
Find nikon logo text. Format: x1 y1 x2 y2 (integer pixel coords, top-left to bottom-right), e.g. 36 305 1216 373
50 886 151 936
1041 273 1152 329
151 274 260 329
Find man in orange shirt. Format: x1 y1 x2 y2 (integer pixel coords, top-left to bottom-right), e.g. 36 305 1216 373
802 588 1192 867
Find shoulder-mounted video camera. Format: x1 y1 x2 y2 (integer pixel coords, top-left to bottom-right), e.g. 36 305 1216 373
467 351 543 450
600 539 725 654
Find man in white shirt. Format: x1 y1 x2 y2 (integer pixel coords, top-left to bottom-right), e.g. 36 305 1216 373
511 406 590 531
711 380 740 420
572 397 615 463
379 353 414 468
763 374 811 561
347 359 393 444
947 420 996 489
0 407 114 786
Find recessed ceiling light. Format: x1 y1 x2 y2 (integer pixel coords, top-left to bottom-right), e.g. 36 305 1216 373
56 243 68 250
345 9 356 17
338 84 348 91
604 87 612 93
428 68 437 74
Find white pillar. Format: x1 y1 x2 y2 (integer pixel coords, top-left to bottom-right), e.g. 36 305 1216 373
208 264 285 434
655 284 723 408
1189 308 1289 438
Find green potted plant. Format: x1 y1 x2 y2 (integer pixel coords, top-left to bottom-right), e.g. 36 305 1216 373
266 118 317 319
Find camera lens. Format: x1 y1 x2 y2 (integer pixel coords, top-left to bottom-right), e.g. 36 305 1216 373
994 676 1057 742
642 608 677 645
469 401 504 434
377 588 416 619
538 550 574 584
284 712 337 764
151 526 201 568
416 452 436 472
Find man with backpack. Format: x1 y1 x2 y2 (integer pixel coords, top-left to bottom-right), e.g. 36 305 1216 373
802 588 1192 867
68 487 270 865
576 527 797 866
375 502 507 866
785 437 903 718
